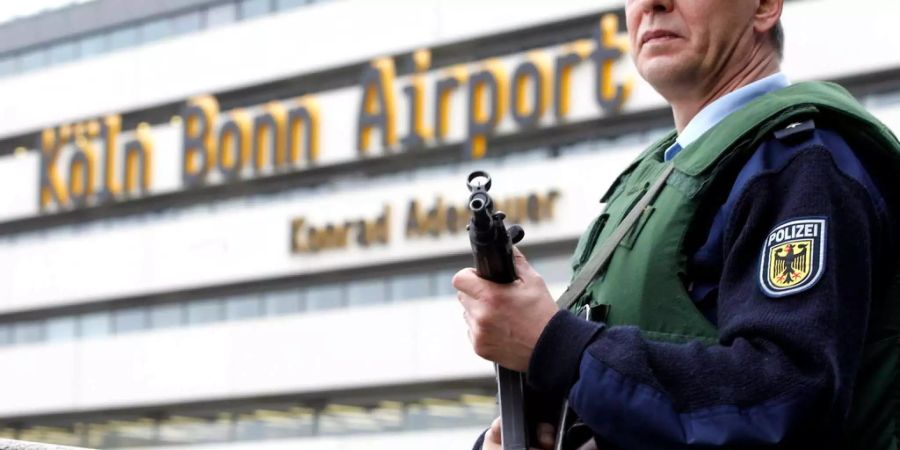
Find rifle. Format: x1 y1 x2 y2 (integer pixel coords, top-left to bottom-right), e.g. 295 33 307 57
466 171 529 450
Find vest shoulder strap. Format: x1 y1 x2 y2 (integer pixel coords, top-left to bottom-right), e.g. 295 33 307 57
557 164 676 311
672 81 900 178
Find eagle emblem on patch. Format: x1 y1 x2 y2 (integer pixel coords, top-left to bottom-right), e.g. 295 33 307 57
759 218 827 297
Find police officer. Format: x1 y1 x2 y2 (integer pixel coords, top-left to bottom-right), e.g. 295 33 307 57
454 0 900 449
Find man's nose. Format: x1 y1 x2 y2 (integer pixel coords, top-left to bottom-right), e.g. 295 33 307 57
630 0 674 14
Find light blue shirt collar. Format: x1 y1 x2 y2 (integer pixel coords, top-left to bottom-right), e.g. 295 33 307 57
665 72 791 161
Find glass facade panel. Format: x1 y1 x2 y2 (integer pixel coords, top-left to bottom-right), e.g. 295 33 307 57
390 273 431 302
84 419 157 448
306 285 343 311
347 279 387 306
81 312 112 338
207 3 238 27
108 26 139 50
263 289 304 315
0 254 569 347
48 41 78 64
172 11 202 35
370 402 405 432
0 0 327 79
80 34 108 57
19 49 47 72
150 303 183 329
460 394 499 423
0 56 15 76
319 404 377 436
14 320 44 344
11 390 496 446
0 324 12 346
46 316 77 342
19 426 81 447
187 299 224 325
277 0 312 11
240 0 272 19
158 413 231 445
406 399 472 431
97 419 156 448
432 269 458 297
141 18 172 43
114 308 148 334
225 294 263 320
234 407 314 441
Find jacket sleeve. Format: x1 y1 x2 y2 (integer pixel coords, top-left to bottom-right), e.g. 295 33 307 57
526 136 888 449
471 430 486 450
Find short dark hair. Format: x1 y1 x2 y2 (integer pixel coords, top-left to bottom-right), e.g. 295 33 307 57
771 19 784 59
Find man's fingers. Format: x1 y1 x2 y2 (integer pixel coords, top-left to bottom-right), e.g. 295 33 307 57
536 422 556 450
484 417 556 450
512 246 528 264
486 416 502 444
452 267 483 294
511 246 537 278
457 291 483 318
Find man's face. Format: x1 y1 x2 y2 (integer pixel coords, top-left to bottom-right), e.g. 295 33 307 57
625 0 759 93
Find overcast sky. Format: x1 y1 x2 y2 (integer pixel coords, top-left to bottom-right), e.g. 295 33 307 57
0 0 93 25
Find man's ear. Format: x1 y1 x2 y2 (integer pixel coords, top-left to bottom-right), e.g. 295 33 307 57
754 0 783 35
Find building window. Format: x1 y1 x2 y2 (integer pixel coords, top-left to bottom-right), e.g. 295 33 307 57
347 279 387 306
187 299 224 325
240 0 272 19
0 56 15 76
225 294 264 320
277 0 312 11
96 419 156 448
19 49 47 72
14 320 45 344
141 17 172 44
79 34 108 57
234 406 315 441
0 324 12 346
390 273 431 302
7 389 496 446
318 404 375 436
18 426 81 447
48 41 78 65
172 11 202 35
46 316 78 342
114 308 149 334
263 289 304 316
0 252 568 347
207 2 238 27
80 311 112 338
108 26 139 51
150 303 184 329
306 285 343 311
432 269 458 297
158 412 231 445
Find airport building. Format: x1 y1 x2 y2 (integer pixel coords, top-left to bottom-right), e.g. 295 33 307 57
0 0 897 448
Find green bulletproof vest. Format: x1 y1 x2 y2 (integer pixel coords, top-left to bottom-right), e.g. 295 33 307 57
570 81 900 449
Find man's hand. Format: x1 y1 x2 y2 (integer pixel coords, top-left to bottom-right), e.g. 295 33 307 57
453 247 559 372
483 417 556 450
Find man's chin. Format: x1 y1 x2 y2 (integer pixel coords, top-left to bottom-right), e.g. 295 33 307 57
638 60 694 92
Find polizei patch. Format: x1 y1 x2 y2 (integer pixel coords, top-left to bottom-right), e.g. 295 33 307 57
759 218 827 298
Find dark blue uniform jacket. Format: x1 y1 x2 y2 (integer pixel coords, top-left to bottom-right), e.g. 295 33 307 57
475 124 896 449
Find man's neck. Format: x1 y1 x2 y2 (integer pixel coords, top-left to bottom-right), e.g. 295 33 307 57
670 48 781 133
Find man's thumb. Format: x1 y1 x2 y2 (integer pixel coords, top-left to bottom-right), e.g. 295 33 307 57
512 246 534 275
